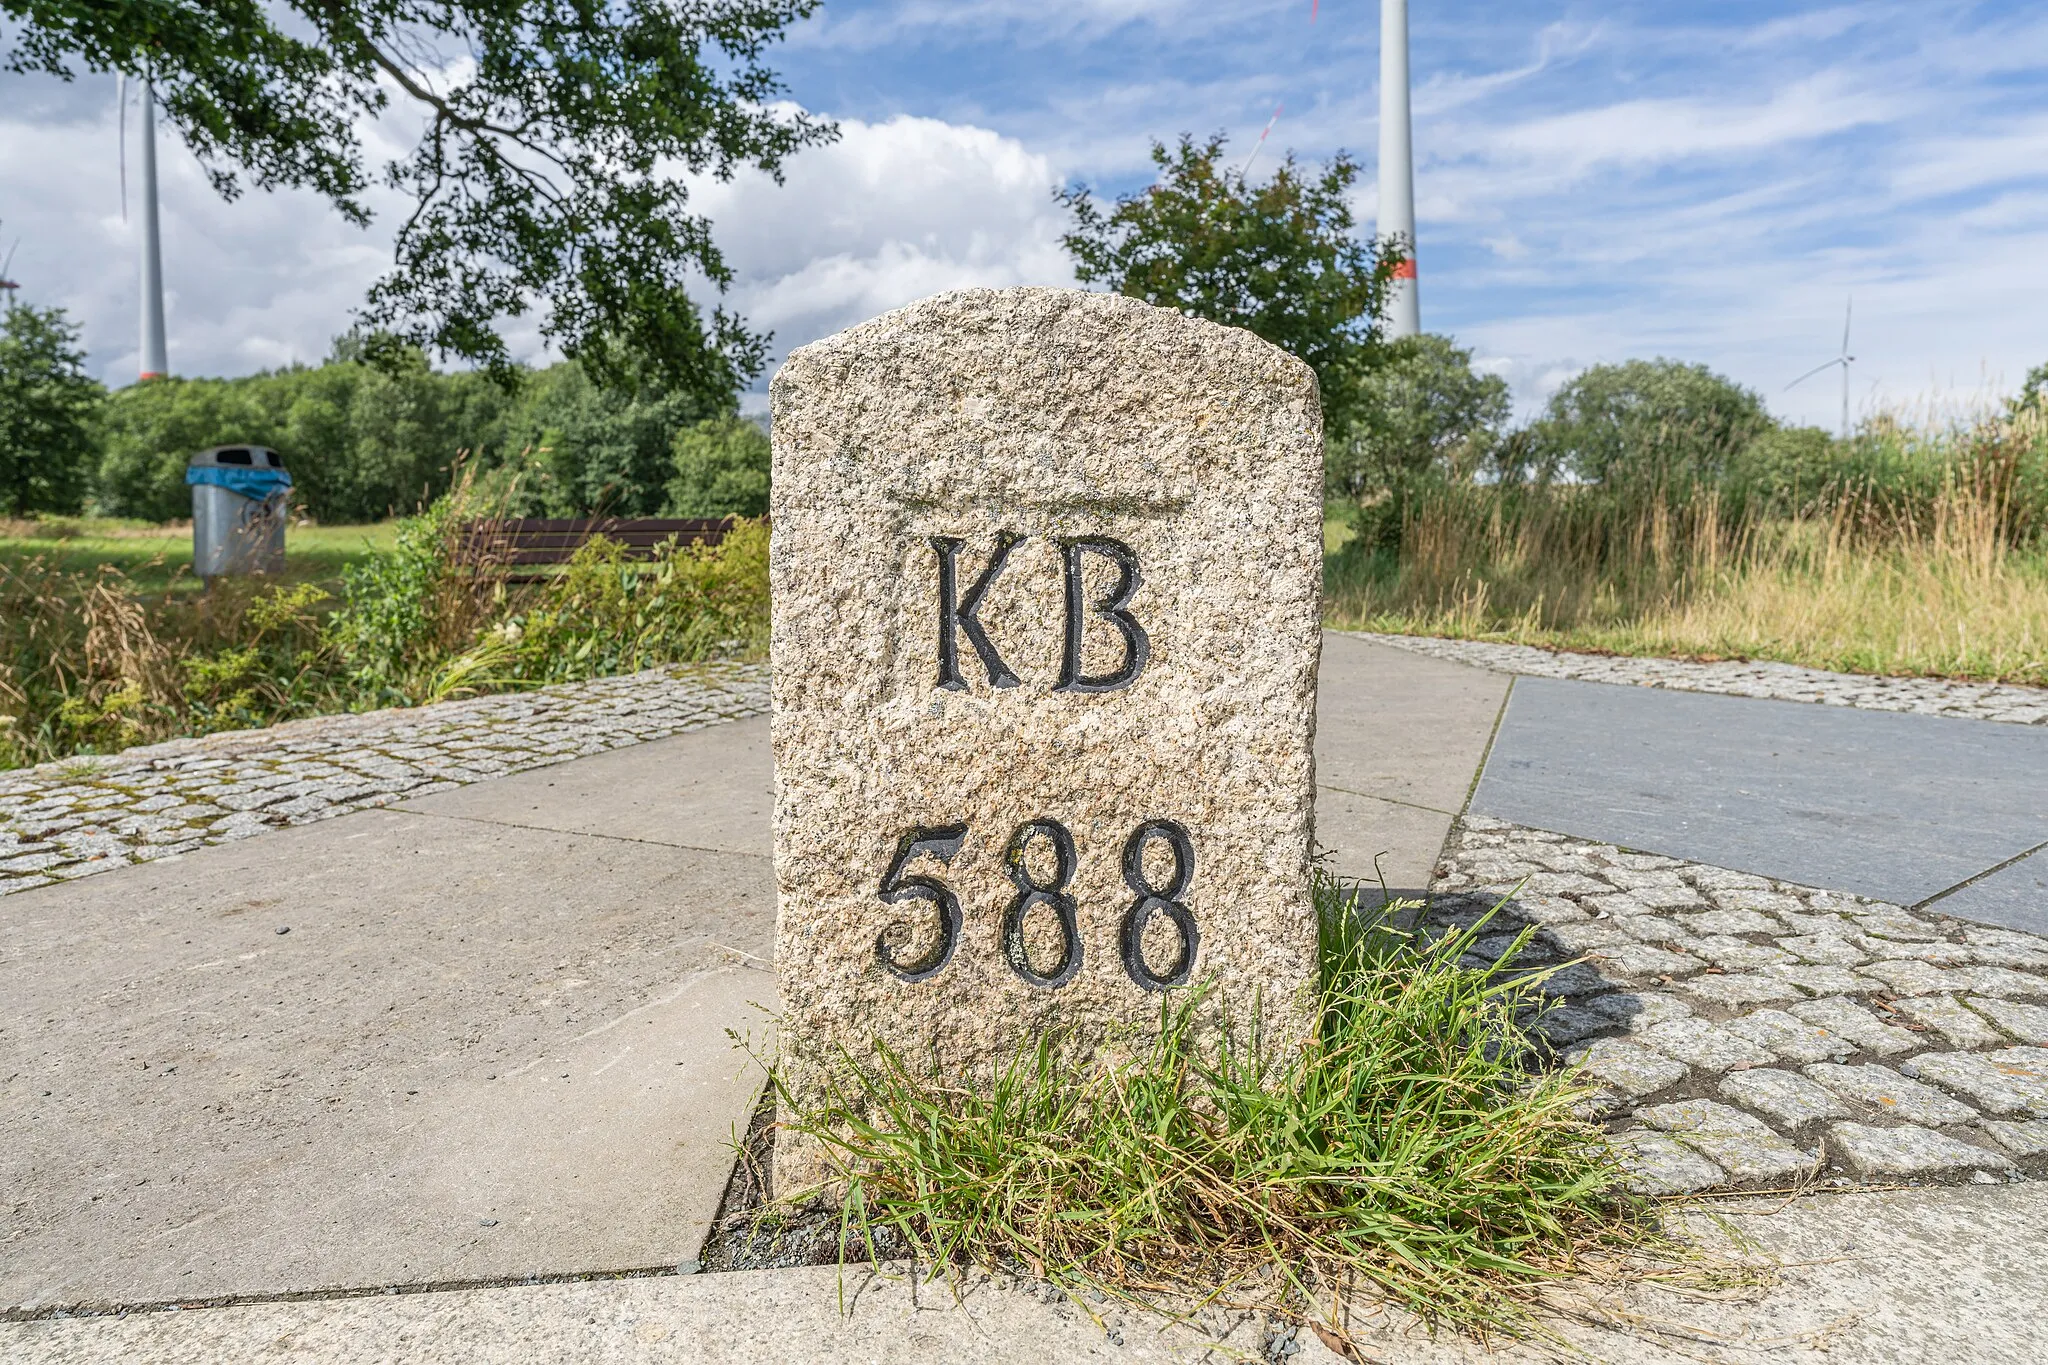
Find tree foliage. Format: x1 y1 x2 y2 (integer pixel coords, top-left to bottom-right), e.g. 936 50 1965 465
90 342 726 523
4 1 834 401
1326 333 1510 493
1057 134 1399 429
1519 359 1774 487
2012 361 2048 418
0 304 104 515
666 413 769 517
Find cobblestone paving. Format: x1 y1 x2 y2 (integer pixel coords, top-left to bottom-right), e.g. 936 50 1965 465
0 663 769 898
1430 815 2048 1192
1356 632 2048 725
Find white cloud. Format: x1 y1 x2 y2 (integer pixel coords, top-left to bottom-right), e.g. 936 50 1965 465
691 115 1078 380
0 75 425 384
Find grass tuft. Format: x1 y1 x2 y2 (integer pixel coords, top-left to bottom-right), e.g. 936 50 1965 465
772 874 1642 1340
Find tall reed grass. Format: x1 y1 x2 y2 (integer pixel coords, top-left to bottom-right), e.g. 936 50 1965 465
1328 406 2048 684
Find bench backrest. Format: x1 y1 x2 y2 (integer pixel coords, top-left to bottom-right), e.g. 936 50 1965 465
456 517 738 567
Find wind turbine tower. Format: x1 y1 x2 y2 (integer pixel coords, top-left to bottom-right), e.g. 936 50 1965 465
137 79 169 380
1379 0 1420 338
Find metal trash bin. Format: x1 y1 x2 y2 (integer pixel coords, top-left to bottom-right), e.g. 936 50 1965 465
187 446 292 581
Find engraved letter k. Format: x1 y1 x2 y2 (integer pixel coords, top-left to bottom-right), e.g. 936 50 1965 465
932 533 1021 690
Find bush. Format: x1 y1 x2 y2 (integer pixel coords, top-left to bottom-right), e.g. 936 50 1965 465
666 415 770 517
1725 424 1838 514
490 362 722 517
1522 359 1774 489
1326 334 1510 494
94 348 514 525
3 491 770 767
430 519 771 697
1 305 104 516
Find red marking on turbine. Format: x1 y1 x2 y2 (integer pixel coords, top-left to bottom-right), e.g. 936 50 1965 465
1392 259 1418 279
1311 0 1319 20
1256 102 1283 147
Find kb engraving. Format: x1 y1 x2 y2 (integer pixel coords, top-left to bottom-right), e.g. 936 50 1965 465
931 534 1149 692
877 818 1199 992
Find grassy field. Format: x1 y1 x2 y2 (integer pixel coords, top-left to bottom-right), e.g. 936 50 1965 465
0 517 398 597
1323 480 2048 688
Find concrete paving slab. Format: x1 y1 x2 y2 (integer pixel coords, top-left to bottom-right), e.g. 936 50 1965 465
392 715 772 857
1 803 775 1313
1473 676 2048 913
1314 634 1506 893
1933 843 2048 937
1311 788 1457 900
1318 633 1508 814
11 1183 2046 1364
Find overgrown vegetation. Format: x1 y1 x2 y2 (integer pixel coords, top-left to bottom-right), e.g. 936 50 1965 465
770 876 1635 1340
0 487 768 769
0 304 773 525
1328 402 2048 684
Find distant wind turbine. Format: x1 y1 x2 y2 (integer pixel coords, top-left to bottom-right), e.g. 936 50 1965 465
1379 0 1419 337
0 231 20 313
117 73 170 380
1786 300 1855 439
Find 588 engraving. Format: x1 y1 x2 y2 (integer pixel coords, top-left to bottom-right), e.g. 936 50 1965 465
877 819 1199 992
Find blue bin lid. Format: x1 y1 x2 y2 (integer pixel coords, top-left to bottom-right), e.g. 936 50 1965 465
187 464 292 498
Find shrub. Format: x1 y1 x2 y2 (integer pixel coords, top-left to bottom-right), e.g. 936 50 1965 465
490 361 721 517
1522 359 1774 489
1725 424 1838 514
429 519 771 697
666 414 770 517
1326 334 1510 494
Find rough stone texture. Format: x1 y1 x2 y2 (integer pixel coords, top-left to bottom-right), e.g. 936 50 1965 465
1638 1016 1775 1071
1611 1132 1725 1195
1723 1008 1856 1063
1803 1063 1981 1127
1636 1099 1818 1183
1826 1122 2015 1179
1784 996 1921 1055
1983 1119 2048 1157
1432 816 2048 1193
1358 632 2048 725
1902 1048 2048 1116
1973 996 2048 1044
1565 1039 1688 1097
1719 1068 1849 1128
1889 993 2006 1048
1 664 769 895
768 289 1323 1180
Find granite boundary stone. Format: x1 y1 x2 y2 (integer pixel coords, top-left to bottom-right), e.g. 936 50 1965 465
767 289 1324 1184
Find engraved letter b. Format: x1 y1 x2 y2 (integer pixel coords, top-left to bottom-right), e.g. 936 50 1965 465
1055 537 1148 693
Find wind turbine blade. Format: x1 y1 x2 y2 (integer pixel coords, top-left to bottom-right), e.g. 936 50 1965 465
1841 297 1852 359
1785 358 1845 391
1240 102 1283 177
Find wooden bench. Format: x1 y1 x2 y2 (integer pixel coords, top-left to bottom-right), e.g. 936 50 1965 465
456 517 740 582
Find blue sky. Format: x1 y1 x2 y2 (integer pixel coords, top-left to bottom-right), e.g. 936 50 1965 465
3 1 2045 427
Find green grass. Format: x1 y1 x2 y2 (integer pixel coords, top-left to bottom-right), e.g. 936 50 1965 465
772 875 1639 1343
0 516 398 597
